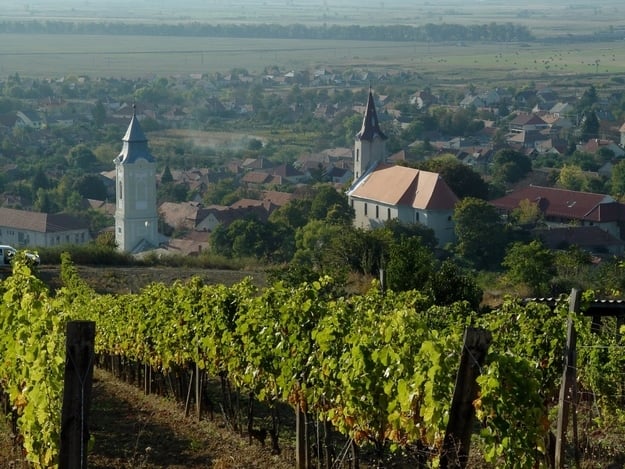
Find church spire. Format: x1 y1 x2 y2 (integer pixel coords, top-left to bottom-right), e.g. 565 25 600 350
357 89 387 142
117 107 154 164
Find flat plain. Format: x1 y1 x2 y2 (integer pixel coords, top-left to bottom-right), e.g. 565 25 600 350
1 0 625 82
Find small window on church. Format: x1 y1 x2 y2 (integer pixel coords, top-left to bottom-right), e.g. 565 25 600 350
119 181 123 199
356 149 359 162
375 205 379 218
364 203 368 215
415 212 420 222
387 208 391 220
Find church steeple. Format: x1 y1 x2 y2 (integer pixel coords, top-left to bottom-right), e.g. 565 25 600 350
117 105 154 165
114 107 158 253
357 89 387 142
353 89 387 181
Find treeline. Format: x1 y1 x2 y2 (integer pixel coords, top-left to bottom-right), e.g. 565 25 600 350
0 20 534 43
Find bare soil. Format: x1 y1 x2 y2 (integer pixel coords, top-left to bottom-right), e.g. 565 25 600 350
36 265 267 294
87 368 294 469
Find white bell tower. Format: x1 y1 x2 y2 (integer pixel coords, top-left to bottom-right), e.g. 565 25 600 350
114 108 158 253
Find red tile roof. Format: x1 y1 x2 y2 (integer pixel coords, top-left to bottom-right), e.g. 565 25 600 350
490 185 625 223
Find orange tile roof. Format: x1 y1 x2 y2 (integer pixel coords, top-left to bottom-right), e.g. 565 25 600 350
348 163 458 210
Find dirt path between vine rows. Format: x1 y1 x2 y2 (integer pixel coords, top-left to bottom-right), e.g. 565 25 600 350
88 368 293 469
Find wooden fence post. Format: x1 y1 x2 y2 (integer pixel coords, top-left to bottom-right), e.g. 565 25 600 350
295 402 308 469
555 289 580 469
440 327 492 469
60 320 96 469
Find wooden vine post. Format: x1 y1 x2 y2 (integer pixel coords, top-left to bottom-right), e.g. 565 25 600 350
555 289 580 469
295 401 308 469
60 320 96 469
440 327 492 469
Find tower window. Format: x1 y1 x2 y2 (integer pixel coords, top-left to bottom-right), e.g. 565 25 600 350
356 149 359 162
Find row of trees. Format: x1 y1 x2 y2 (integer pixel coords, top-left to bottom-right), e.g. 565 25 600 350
0 20 534 43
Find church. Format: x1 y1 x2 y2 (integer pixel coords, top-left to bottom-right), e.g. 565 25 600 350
346 90 458 247
114 108 159 253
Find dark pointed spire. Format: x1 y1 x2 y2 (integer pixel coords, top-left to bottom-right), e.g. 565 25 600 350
117 109 155 164
357 90 387 142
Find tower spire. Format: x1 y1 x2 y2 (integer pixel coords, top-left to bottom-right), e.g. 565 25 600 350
357 89 387 142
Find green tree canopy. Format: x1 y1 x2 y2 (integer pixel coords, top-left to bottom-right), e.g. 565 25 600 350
417 155 489 199
72 174 108 200
426 260 483 310
385 236 435 292
491 148 532 185
310 184 354 224
68 144 97 170
453 197 508 269
502 240 556 296
580 110 600 141
610 159 625 197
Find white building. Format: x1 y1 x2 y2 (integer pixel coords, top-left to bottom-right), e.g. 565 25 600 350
0 208 91 247
347 90 458 247
114 110 159 253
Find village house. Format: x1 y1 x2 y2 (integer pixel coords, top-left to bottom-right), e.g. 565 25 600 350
0 207 91 248
490 185 625 241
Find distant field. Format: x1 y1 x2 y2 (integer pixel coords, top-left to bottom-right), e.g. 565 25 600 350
1 0 624 36
3 33 625 85
0 34 419 78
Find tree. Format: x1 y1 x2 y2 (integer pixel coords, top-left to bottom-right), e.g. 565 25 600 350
293 220 348 278
453 197 508 269
269 198 312 231
92 100 106 127
418 155 489 199
32 167 52 193
491 149 532 185
72 174 108 200
426 260 483 310
33 188 59 213
578 85 598 111
383 218 437 250
68 144 97 170
580 110 600 141
502 240 556 296
385 236 435 291
610 159 625 197
203 178 238 205
161 164 174 184
510 198 542 226
310 184 353 224
558 164 588 191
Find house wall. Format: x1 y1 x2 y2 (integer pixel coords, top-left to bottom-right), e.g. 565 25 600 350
351 199 397 229
545 219 621 240
351 197 455 246
196 214 220 232
0 226 90 248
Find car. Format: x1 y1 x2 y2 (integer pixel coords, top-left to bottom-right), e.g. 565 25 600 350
0 245 40 268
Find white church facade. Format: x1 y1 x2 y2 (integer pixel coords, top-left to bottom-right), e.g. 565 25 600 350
346 90 459 247
114 110 159 253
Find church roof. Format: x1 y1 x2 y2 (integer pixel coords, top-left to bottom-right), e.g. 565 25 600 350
348 163 458 210
117 111 155 164
0 207 90 233
357 90 387 142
